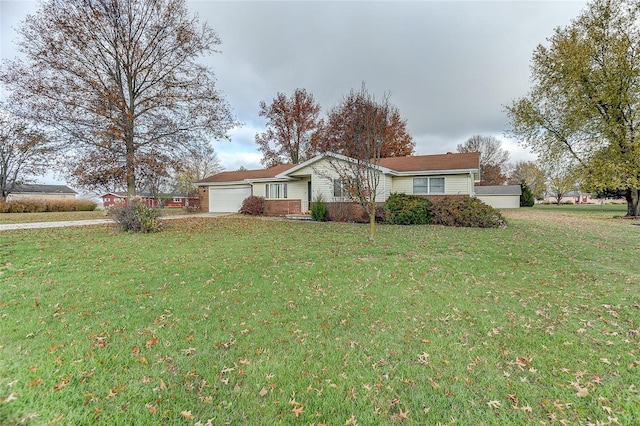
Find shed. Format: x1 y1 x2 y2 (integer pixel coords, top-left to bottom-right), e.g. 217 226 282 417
475 185 521 209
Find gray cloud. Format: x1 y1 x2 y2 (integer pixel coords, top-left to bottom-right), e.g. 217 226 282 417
2 0 587 170
192 0 586 166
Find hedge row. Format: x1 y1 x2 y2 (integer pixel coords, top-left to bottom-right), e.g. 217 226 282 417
0 198 97 213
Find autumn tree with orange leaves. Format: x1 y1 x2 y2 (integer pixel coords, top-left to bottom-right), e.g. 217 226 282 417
0 0 237 198
255 88 323 167
318 91 414 158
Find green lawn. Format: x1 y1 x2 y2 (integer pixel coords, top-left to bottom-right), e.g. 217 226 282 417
0 208 638 425
0 208 190 224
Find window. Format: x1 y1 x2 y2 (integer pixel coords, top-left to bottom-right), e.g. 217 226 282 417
265 183 287 199
413 177 445 194
333 179 346 198
413 178 428 194
429 177 445 194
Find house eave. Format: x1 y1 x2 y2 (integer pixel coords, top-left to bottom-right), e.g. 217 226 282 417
394 168 479 176
196 180 251 187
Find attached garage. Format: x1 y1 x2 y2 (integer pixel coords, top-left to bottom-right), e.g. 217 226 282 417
475 185 522 209
208 185 252 213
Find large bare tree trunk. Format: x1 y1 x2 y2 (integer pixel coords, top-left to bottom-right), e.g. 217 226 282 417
627 189 640 217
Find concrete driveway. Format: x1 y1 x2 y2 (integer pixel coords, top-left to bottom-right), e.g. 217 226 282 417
0 213 231 232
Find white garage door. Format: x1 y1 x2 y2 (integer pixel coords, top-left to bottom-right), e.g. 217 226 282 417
208 186 252 212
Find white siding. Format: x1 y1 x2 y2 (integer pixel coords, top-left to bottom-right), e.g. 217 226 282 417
476 195 520 209
391 175 473 196
308 159 387 202
287 180 308 204
251 180 310 209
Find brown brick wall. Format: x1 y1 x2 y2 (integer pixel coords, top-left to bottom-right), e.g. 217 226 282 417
265 199 301 216
198 186 209 213
326 201 384 223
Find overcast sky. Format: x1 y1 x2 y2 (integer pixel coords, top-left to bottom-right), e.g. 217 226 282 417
1 0 587 176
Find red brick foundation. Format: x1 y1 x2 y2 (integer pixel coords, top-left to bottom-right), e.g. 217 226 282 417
265 199 301 216
198 187 209 213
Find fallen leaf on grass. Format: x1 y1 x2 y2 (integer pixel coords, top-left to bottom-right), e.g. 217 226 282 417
146 336 158 348
1 393 18 402
292 405 305 418
27 378 42 387
576 388 589 397
182 347 196 356
53 377 69 391
395 409 409 420
345 415 358 425
487 400 501 409
180 410 194 419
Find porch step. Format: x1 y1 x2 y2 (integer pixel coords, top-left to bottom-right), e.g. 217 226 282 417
285 214 312 221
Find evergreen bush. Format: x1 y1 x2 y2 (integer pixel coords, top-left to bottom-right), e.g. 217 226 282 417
310 194 328 221
383 193 433 225
431 196 506 228
520 183 535 207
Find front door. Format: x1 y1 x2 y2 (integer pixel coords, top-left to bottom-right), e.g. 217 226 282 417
307 180 312 211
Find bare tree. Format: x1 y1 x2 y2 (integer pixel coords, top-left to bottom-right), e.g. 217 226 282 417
509 160 547 200
0 109 54 201
323 83 391 242
256 88 322 167
457 135 510 184
173 143 222 194
1 0 237 198
545 161 577 205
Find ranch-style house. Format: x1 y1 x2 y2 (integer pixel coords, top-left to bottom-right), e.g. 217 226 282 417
197 151 482 215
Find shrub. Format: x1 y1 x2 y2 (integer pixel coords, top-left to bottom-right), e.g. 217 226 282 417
109 200 162 233
383 193 433 225
520 183 535 207
240 195 265 216
310 194 328 221
0 198 98 213
431 196 506 228
74 198 98 211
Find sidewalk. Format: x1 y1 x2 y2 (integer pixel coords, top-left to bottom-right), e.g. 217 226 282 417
0 212 231 232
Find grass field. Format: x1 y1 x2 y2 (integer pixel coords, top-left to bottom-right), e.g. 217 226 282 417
0 208 191 225
1 205 638 425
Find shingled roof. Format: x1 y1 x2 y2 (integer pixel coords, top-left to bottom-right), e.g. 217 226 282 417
12 184 76 194
198 163 296 183
199 152 480 183
474 185 522 196
378 152 480 172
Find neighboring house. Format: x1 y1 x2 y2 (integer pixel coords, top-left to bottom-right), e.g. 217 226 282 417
101 192 200 209
6 184 77 201
544 191 593 204
164 194 200 209
197 152 480 214
475 185 522 209
101 192 158 208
